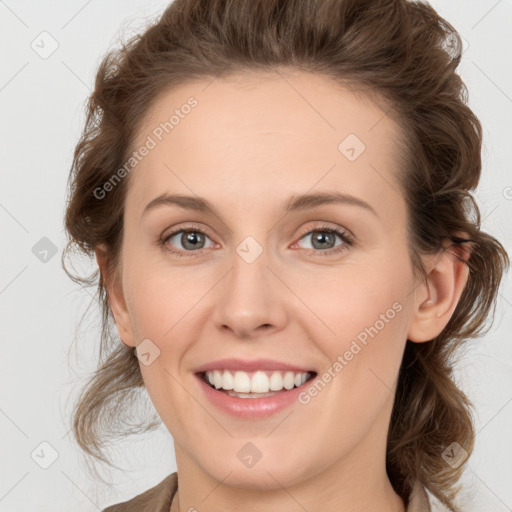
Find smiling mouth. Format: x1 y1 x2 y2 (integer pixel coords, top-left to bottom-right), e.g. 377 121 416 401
198 369 317 398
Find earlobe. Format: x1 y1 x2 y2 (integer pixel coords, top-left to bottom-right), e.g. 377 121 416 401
94 244 136 347
408 240 471 343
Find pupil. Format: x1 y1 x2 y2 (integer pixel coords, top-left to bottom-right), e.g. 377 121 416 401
183 231 204 249
179 230 335 251
313 231 334 249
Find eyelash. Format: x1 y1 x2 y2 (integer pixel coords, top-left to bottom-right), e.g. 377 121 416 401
159 223 354 258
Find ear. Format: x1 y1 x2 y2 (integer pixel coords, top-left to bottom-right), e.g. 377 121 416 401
95 243 136 347
408 237 472 343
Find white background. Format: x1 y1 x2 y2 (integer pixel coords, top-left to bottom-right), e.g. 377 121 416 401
1 1 511 510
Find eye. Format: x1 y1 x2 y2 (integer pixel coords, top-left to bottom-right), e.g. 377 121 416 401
159 223 354 258
294 224 353 256
160 225 216 257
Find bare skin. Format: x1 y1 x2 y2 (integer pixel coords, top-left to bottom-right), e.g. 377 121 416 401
96 68 470 512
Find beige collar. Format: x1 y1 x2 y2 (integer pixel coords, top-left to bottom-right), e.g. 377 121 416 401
407 480 432 511
103 472 446 512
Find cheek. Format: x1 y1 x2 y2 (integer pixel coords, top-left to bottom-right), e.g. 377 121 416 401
298 259 410 347
123 255 213 342
306 259 412 407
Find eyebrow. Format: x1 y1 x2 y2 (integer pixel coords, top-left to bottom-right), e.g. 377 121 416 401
142 191 378 218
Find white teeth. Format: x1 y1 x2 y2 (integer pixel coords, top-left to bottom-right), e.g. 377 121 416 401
251 371 270 393
213 370 223 389
204 369 311 393
269 371 283 391
233 371 251 393
283 371 295 390
222 370 234 390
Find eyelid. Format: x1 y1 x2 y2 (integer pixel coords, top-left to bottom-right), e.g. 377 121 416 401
295 221 354 242
161 223 218 254
160 221 354 257
162 222 215 240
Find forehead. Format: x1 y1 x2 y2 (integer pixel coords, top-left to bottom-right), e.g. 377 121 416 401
127 69 406 222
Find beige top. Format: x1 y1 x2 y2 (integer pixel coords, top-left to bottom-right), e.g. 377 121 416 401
102 472 445 511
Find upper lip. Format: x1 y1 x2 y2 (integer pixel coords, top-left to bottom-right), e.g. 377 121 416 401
194 358 315 374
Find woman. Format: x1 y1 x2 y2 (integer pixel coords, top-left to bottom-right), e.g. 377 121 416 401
62 0 509 510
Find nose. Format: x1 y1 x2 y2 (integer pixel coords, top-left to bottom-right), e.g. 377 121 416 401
212 248 288 340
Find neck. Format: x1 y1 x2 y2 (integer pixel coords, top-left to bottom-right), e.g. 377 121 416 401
171 477 404 512
170 438 405 512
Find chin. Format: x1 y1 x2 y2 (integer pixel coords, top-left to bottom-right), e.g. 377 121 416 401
211 464 304 490
194 442 314 491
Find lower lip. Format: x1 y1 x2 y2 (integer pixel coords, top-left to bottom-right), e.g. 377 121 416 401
195 374 312 419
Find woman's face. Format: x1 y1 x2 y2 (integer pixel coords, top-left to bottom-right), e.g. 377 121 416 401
108 69 426 488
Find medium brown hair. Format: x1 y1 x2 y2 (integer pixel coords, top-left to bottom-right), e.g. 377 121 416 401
62 0 509 509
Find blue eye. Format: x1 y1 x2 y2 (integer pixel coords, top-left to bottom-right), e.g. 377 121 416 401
162 227 215 257
295 225 353 256
159 224 353 258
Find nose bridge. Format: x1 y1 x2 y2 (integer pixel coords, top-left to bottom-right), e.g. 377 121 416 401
231 238 269 295
213 235 287 337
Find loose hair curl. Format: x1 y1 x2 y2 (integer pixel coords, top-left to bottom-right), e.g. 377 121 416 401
62 0 509 509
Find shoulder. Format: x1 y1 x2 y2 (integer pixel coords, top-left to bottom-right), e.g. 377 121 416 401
102 472 178 512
